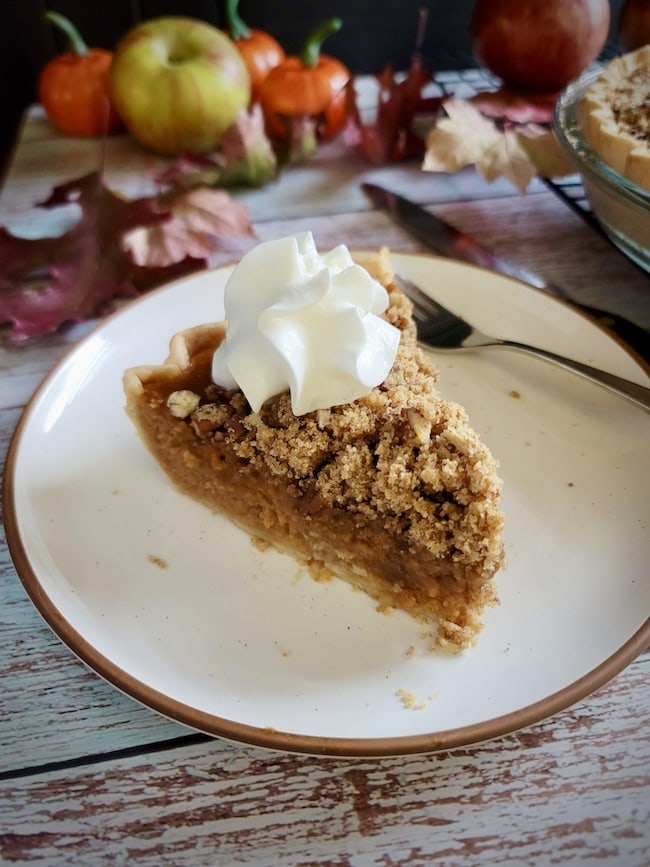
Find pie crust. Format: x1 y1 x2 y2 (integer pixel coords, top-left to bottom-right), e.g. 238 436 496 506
124 254 504 650
581 45 650 190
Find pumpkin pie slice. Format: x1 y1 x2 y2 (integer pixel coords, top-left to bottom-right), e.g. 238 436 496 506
124 250 504 650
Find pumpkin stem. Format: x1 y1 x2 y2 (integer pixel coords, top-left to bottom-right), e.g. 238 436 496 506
45 10 89 57
225 0 251 40
301 18 342 68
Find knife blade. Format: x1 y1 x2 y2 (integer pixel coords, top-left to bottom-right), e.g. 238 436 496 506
361 182 650 363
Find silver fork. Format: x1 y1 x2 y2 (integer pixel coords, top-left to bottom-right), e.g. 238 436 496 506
393 273 650 412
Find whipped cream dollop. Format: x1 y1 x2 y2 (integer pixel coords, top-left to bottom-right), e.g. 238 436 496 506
212 232 400 415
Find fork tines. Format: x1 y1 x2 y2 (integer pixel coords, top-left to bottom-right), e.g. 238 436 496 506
392 273 473 347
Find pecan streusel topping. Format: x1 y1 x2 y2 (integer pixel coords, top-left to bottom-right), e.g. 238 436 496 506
177 287 503 572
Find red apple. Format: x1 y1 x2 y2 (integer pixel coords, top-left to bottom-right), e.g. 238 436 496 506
618 0 650 51
471 0 611 93
109 17 251 155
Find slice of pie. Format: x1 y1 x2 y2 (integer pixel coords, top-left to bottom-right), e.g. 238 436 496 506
124 248 504 650
581 44 650 190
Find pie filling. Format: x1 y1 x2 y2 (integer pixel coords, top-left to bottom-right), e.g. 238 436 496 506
124 261 504 650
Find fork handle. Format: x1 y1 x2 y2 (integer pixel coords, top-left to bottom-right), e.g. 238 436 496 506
492 340 650 412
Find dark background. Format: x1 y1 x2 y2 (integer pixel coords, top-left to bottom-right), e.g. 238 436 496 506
0 0 627 173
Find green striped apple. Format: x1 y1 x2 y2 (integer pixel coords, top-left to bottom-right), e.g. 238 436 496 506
109 17 251 155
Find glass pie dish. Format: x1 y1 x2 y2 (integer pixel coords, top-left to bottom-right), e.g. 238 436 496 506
553 68 650 274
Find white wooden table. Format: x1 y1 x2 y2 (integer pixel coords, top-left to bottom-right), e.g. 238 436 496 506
1 75 649 866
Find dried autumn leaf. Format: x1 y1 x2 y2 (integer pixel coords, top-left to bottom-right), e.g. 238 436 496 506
218 106 278 186
124 187 253 268
345 58 442 164
423 98 573 193
270 114 320 165
424 98 537 192
0 171 253 340
469 86 558 125
156 106 277 189
344 9 442 164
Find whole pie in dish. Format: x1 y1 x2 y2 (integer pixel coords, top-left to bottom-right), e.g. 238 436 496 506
581 44 650 190
124 244 504 650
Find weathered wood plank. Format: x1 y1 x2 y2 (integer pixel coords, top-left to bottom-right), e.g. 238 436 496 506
0 105 539 231
247 195 650 328
1 659 648 865
2 520 648 776
1 408 188 774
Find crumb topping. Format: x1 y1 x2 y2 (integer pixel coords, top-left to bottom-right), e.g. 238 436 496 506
175 286 503 570
611 67 650 141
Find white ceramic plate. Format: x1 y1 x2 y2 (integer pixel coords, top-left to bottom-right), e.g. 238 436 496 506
4 254 650 757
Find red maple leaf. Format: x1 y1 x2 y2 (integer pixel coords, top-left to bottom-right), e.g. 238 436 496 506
0 172 252 340
345 59 443 164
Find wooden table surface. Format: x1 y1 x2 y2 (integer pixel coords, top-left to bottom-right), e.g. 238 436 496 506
1 74 649 866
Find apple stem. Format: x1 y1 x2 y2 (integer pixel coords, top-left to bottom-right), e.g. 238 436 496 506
45 10 89 57
225 0 251 40
301 18 342 69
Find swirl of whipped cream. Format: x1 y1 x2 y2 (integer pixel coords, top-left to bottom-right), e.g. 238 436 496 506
212 232 400 415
